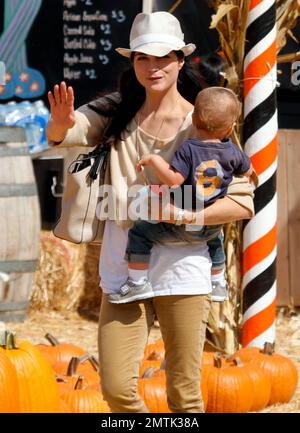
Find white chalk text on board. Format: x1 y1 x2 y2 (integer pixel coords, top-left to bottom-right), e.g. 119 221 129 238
63 0 126 81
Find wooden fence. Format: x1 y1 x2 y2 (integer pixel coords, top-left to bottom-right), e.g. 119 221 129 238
277 130 300 306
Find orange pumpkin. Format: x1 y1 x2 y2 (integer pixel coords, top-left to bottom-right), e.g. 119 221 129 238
138 374 171 413
138 369 208 412
61 376 110 413
56 373 90 396
56 355 101 394
36 333 86 371
202 351 228 366
140 359 163 377
59 398 72 413
248 344 298 405
0 352 20 413
229 357 271 411
230 346 261 363
144 339 165 360
0 331 61 413
204 354 254 413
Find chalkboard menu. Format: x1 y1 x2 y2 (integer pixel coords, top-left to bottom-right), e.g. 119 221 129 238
0 0 142 108
62 0 142 106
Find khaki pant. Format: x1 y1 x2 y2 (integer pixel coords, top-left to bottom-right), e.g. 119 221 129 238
98 294 211 413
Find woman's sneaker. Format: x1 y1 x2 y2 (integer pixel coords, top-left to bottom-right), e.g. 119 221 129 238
211 281 229 302
108 278 154 304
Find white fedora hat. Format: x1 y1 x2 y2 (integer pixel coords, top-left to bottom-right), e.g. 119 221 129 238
116 12 196 58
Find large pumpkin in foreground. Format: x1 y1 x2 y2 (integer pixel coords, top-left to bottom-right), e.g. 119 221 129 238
249 350 298 405
229 357 271 412
0 352 20 413
232 343 298 406
203 354 254 413
0 331 61 413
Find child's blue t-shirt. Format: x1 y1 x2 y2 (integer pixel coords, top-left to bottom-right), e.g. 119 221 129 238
170 138 251 209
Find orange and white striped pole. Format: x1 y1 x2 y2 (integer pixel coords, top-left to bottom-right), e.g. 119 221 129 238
242 0 278 347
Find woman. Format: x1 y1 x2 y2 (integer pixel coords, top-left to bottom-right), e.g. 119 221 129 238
47 12 254 413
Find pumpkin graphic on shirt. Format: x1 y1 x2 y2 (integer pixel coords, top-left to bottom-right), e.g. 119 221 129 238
195 159 224 202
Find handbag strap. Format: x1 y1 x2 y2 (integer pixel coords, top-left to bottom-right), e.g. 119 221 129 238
87 92 121 117
85 92 121 181
87 144 110 180
87 106 114 181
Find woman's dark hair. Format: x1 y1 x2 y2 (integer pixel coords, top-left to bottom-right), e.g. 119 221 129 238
104 51 203 144
104 66 145 144
197 53 225 88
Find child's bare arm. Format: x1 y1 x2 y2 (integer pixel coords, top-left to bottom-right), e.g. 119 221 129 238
243 164 253 178
137 154 184 187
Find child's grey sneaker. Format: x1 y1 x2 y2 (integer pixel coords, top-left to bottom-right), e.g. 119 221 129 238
211 281 229 302
108 278 154 304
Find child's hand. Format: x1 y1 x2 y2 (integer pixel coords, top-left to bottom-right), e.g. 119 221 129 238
246 164 258 189
136 154 152 172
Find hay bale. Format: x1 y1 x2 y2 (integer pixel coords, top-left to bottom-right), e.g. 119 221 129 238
30 231 102 318
77 243 102 319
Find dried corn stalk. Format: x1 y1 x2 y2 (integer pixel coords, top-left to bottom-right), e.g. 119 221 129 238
277 0 300 53
30 231 101 318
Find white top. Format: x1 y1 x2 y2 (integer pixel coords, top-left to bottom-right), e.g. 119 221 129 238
100 220 212 296
94 110 212 295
